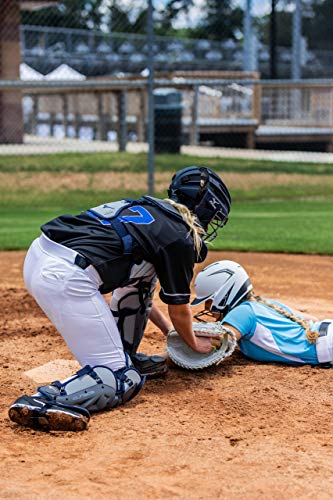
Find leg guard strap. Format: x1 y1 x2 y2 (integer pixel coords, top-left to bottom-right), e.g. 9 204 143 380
38 361 145 413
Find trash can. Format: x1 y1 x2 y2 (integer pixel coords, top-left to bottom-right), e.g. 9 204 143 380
154 88 182 154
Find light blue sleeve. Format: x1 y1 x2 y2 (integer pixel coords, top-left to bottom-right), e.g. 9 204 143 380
221 302 255 339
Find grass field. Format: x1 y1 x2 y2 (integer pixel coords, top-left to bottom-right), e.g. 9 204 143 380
1 151 333 252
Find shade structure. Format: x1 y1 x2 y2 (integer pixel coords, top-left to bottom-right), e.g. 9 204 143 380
44 63 86 80
20 62 44 80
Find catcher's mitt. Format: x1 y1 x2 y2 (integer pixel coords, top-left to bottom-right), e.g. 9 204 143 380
166 322 237 370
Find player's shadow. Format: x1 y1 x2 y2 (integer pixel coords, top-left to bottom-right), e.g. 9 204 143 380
140 349 251 398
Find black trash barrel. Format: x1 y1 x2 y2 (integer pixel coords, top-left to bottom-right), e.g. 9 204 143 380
154 88 182 154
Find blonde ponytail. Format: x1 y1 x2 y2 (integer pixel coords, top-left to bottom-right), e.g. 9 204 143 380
164 198 205 258
248 292 319 344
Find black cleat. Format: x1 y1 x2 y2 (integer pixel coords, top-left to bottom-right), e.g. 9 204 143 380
8 395 90 432
132 353 168 378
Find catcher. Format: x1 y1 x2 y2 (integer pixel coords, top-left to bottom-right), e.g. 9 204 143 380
8 166 231 431
191 260 333 367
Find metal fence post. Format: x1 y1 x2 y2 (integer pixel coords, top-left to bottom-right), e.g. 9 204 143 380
190 84 199 145
96 92 104 141
31 95 38 135
243 0 253 72
118 90 127 152
292 0 302 80
62 94 68 138
147 0 155 196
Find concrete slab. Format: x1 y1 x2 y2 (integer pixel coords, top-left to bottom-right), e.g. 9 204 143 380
2 134 333 163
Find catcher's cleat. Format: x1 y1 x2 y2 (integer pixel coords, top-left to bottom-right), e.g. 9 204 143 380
8 395 90 432
131 353 168 378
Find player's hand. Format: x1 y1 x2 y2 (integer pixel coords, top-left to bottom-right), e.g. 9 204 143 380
192 336 221 354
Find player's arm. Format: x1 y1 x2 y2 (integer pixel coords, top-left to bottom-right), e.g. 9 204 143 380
149 303 172 336
168 303 216 354
223 323 242 341
221 303 255 341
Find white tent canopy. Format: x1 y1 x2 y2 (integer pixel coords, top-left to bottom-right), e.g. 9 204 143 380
20 62 44 80
44 63 86 80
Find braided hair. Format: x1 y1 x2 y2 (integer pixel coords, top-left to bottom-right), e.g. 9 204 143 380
165 198 205 260
247 291 319 344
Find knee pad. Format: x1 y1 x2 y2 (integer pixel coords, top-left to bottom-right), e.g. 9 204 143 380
111 276 157 355
37 361 145 413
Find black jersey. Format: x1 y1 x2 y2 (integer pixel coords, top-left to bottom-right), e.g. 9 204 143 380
41 198 199 304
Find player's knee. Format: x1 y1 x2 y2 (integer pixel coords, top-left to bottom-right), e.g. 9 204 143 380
110 278 157 354
37 360 145 412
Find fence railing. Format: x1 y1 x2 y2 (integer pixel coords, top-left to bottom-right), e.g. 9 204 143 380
2 77 333 150
261 84 333 127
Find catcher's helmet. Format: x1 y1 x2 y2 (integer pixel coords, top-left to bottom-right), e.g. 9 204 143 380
168 166 231 241
192 260 252 316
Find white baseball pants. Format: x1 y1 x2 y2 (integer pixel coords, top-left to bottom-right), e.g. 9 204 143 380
23 233 154 371
316 321 333 364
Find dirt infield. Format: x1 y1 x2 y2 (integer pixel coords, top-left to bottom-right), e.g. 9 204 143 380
0 250 332 499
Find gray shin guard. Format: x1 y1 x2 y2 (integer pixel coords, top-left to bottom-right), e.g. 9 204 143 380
37 363 145 413
111 277 157 355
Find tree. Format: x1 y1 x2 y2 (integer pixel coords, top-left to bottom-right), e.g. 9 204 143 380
155 0 194 36
304 0 333 49
188 0 243 41
107 2 132 33
21 0 104 30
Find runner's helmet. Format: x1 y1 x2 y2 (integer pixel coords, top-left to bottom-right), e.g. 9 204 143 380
192 260 252 316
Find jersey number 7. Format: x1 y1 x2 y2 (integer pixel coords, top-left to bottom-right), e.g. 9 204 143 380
119 206 155 225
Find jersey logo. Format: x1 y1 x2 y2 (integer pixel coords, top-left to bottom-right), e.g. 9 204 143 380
118 206 155 225
209 197 219 209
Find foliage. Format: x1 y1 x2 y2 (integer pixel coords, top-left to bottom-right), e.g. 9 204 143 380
259 10 292 47
155 0 194 36
107 2 133 33
21 0 244 40
21 0 105 30
181 0 243 41
304 0 333 49
258 0 333 50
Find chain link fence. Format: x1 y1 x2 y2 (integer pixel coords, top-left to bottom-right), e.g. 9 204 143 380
1 1 333 155
0 0 333 191
1 1 333 243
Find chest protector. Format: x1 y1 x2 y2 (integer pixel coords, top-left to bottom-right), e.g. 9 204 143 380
86 197 183 251
85 196 207 262
86 199 137 255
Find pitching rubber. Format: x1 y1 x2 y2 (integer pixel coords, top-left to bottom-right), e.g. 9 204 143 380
8 395 90 432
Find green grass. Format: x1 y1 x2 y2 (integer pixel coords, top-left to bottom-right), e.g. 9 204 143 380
1 183 333 209
3 200 333 253
213 200 333 254
1 151 333 253
1 151 333 175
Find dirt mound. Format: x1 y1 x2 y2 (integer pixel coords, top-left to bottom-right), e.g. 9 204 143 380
0 251 332 499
